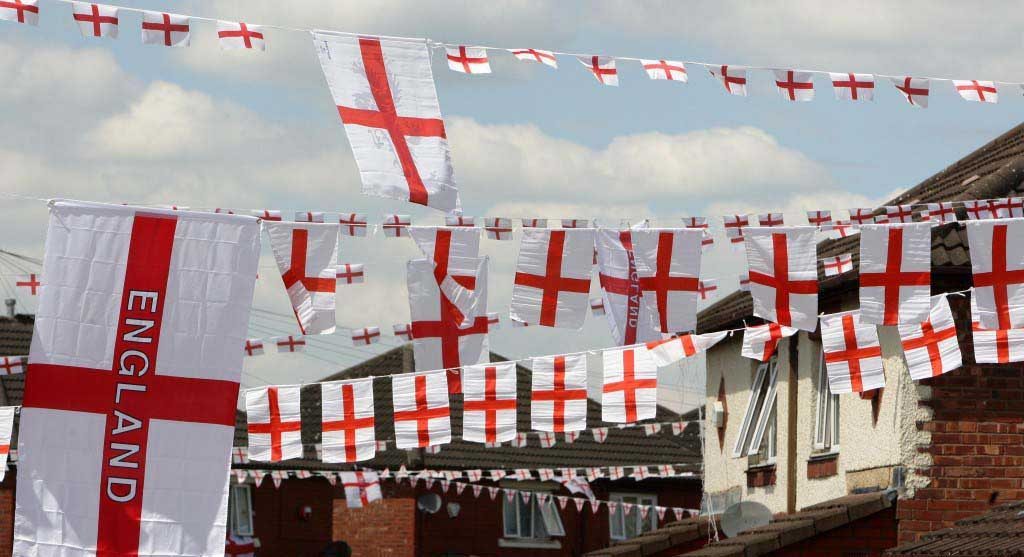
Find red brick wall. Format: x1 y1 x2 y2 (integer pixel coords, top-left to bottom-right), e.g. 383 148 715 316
0 476 13 557
900 361 1024 543
772 506 899 557
333 496 415 557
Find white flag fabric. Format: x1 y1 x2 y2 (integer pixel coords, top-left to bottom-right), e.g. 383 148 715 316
829 72 874 101
244 339 264 357
336 263 365 284
392 371 451 448
891 76 930 108
632 228 704 333
340 471 382 508
923 202 957 223
350 326 381 346
645 332 728 367
265 221 339 335
295 211 324 223
0 406 12 482
820 310 885 394
273 335 306 353
531 354 588 432
0 0 38 25
953 80 998 103
963 200 995 221
966 218 1024 330
708 65 747 96
745 227 819 331
509 48 558 68
141 11 190 47
314 33 459 211
641 59 687 81
484 217 513 240
858 223 932 325
522 218 548 228
462 361 517 444
512 229 594 328
772 70 814 101
339 212 368 237
17 201 259 555
72 2 118 37
601 347 657 423
578 55 618 85
217 20 265 51
321 378 376 463
822 254 854 277
596 229 662 345
445 46 491 74
408 257 489 371
971 292 1024 364
246 386 303 462
897 295 962 380
741 323 797 362
382 214 411 237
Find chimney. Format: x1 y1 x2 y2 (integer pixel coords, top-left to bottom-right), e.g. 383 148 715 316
4 299 14 318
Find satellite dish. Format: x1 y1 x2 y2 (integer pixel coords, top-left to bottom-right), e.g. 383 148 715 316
417 493 442 514
720 501 772 538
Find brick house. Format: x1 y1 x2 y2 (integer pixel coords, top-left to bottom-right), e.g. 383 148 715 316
690 121 1024 553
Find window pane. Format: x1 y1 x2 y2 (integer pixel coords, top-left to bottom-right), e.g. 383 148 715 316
540 499 565 537
610 505 625 540
230 485 254 536
531 499 549 538
518 497 532 538
502 497 519 538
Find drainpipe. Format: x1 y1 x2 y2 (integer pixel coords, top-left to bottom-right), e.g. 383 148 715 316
786 335 800 514
4 299 14 318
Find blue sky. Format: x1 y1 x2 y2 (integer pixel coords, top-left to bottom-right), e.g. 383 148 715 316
1 0 1021 406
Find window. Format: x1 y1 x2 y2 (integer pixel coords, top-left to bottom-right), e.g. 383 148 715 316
502 492 565 541
732 359 778 460
228 484 254 536
609 493 658 541
813 350 840 453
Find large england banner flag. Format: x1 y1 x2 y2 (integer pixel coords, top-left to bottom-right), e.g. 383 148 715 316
314 32 460 212
16 201 260 556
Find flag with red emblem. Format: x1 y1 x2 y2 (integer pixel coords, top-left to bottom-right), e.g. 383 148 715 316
602 347 657 423
806 210 832 229
72 2 117 37
408 256 489 371
382 214 411 237
266 221 339 335
484 217 513 240
897 295 962 380
821 254 854 277
773 69 814 101
295 211 324 223
243 339 264 357
522 218 548 228
351 326 381 346
217 20 265 51
321 378 376 463
274 335 305 353
596 229 662 344
392 370 450 448
821 310 884 394
953 80 998 103
963 200 994 221
745 227 818 331
642 59 687 81
858 223 931 325
141 11 190 47
884 205 916 223
645 331 728 367
462 361 517 444
578 55 618 86
15 273 40 296
971 292 1024 364
829 72 874 101
512 229 594 328
890 76 929 107
923 202 957 223
246 386 303 462
445 46 490 74
697 279 718 300
0 356 26 375
340 471 382 508
632 228 704 333
314 33 459 211
336 263 365 285
848 208 875 226
393 323 413 341
758 213 785 227
531 354 587 432
723 214 750 244
338 213 368 236
0 0 37 25
741 323 798 362
708 65 747 96
509 48 557 68
561 218 589 229
966 218 1024 329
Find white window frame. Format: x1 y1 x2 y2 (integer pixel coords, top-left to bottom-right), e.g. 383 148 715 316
732 359 778 459
609 493 658 541
501 490 565 547
229 483 254 536
813 351 841 453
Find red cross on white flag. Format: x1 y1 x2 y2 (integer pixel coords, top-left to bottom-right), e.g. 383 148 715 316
393 323 413 341
382 214 412 237
266 222 339 335
596 229 663 344
392 371 450 448
723 214 750 244
971 292 1024 364
15 273 40 295
682 216 708 229
462 361 517 444
15 201 259 555
336 262 365 284
741 322 798 362
351 326 381 346
697 279 718 300
485 217 513 240
444 215 476 227
578 55 618 86
321 378 376 463
408 257 489 370
141 11 190 47
512 229 594 328
531 354 588 433
923 202 958 223
295 211 325 223
0 0 38 25
708 65 748 96
340 471 382 508
829 72 874 101
446 46 491 74
758 213 785 227
246 386 303 462
891 76 929 108
966 219 1024 329
821 254 854 277
509 48 558 68
632 228 704 333
953 80 998 103
830 220 857 239
645 331 728 367
315 34 459 211
963 200 995 220
898 295 962 380
858 223 932 325
253 209 282 221
602 347 657 423
992 197 1024 219
820 310 885 394
217 20 265 51
773 70 814 101
806 210 833 229
642 59 687 81
72 2 118 37
274 335 306 353
561 218 589 229
0 356 25 375
339 212 368 236
521 218 548 228
244 338 264 357
884 205 916 223
745 227 819 331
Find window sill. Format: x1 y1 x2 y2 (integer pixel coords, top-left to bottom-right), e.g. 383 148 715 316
807 452 839 479
498 538 562 550
746 463 777 488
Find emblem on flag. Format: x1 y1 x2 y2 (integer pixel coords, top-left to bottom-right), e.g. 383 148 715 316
321 378 376 463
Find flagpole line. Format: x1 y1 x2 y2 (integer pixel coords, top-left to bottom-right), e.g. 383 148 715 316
234 459 702 478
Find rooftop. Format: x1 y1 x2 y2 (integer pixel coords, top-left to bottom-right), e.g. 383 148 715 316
885 500 1024 556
